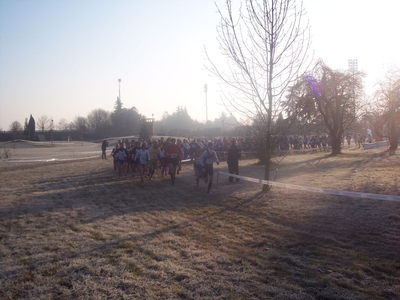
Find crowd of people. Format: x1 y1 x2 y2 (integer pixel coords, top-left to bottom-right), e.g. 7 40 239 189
345 134 368 148
276 135 331 152
103 137 241 194
101 132 366 192
275 133 367 153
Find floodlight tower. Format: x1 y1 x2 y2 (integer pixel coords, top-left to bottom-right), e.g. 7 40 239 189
348 59 358 118
348 59 358 73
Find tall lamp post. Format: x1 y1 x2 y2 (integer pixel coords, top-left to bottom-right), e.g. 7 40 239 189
118 78 121 102
50 119 54 147
204 84 208 123
152 113 154 135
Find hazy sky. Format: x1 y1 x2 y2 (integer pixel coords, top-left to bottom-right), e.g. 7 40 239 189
1 0 399 130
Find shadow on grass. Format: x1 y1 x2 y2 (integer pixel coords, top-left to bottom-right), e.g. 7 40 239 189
1 154 399 299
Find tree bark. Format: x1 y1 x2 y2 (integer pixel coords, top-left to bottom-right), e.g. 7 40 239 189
389 122 399 151
263 134 271 192
330 135 342 156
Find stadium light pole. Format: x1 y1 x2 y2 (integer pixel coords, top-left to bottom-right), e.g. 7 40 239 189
348 59 358 117
348 59 358 73
50 119 54 147
152 113 154 135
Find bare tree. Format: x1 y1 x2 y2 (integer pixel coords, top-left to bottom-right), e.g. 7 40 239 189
57 118 70 130
72 116 88 142
373 67 400 151
10 120 22 140
36 115 50 132
87 109 111 139
72 116 88 131
205 0 311 191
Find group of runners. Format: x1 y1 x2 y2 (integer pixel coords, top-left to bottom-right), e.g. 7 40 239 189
345 134 367 148
276 135 331 152
106 137 220 193
276 133 369 153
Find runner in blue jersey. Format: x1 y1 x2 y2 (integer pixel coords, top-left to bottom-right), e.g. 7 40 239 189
198 142 220 193
114 141 129 179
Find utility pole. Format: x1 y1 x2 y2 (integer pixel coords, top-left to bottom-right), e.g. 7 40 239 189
204 84 208 123
118 78 121 102
50 119 54 147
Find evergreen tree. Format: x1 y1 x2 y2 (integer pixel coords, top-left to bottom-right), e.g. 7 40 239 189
114 97 123 113
28 114 35 140
111 97 126 135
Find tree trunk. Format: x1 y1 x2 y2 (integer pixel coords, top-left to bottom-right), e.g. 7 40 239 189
389 139 398 151
389 122 399 151
263 134 271 192
330 135 342 156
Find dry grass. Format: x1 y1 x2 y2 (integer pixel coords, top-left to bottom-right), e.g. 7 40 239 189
0 145 399 299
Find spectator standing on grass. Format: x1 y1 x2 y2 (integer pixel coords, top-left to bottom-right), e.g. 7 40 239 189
321 136 327 151
357 134 364 148
227 139 241 183
353 134 359 148
198 142 220 194
303 136 308 149
101 140 108 160
346 134 351 147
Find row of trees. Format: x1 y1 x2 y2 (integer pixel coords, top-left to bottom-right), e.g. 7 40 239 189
6 65 398 153
5 98 242 142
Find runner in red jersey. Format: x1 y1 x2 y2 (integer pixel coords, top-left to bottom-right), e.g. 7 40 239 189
164 138 183 185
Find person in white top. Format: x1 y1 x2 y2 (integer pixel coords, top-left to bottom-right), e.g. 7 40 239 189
113 141 129 179
134 142 150 182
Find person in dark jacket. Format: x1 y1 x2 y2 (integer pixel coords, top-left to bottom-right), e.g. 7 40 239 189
227 139 241 183
101 140 108 160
